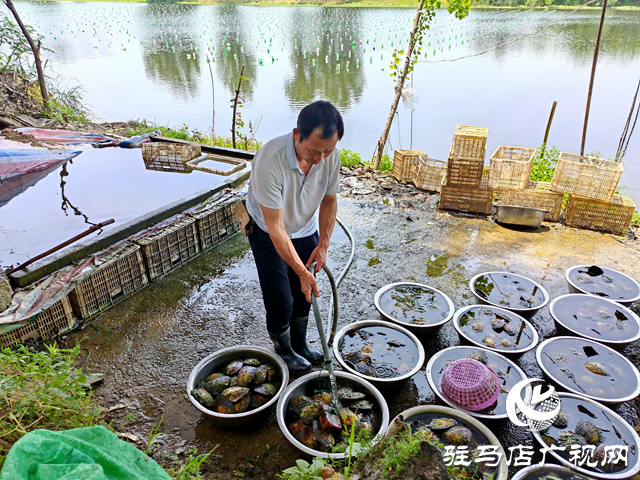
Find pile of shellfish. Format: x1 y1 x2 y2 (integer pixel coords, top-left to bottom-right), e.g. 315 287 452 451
287 386 380 452
191 358 280 414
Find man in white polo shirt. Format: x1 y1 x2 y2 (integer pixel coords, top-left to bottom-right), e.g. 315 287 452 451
245 101 342 374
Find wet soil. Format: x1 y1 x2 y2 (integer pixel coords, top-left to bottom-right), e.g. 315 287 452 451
64 174 640 479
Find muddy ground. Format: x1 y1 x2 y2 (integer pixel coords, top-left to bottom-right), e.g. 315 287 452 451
61 172 640 479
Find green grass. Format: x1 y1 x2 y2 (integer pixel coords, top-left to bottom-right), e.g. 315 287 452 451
363 154 393 173
0 344 104 465
127 121 262 152
632 211 640 228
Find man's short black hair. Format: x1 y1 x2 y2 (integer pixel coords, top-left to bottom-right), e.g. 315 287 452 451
297 100 344 142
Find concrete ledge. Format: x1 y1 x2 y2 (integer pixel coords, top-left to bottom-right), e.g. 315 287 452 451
10 166 251 288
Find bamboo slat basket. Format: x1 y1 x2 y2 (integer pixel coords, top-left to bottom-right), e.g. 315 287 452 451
488 146 536 191
0 296 76 349
413 156 447 192
134 216 200 282
187 154 247 176
448 125 488 160
563 194 636 235
192 200 240 252
501 181 564 222
69 243 148 319
392 150 426 182
142 143 200 173
551 152 623 201
439 175 493 215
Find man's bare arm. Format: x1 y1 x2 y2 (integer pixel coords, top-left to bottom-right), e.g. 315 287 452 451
260 205 319 303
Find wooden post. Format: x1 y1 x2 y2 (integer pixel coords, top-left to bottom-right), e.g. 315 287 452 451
580 0 608 156
231 65 245 150
4 0 50 110
540 101 557 158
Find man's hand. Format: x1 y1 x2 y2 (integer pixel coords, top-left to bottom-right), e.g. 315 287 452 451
306 245 327 273
299 269 320 304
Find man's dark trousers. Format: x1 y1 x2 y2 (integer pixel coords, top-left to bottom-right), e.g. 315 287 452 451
248 225 319 335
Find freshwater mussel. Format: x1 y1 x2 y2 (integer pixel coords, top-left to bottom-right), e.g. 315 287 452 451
457 307 535 353
191 358 280 414
286 385 381 452
406 413 498 479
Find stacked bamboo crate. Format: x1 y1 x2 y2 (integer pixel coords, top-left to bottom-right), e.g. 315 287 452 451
550 153 632 235
439 125 493 214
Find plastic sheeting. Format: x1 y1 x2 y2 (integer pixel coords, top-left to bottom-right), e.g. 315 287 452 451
0 427 171 480
16 128 116 145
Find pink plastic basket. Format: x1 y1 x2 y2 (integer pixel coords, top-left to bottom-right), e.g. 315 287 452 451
441 359 500 411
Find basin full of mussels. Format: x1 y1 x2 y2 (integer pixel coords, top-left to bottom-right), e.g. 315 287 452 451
277 371 390 459
187 346 289 428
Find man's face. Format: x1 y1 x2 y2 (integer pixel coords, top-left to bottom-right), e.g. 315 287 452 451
293 127 339 167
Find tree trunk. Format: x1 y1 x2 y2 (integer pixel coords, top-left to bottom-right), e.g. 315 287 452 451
231 64 245 149
206 54 215 142
373 0 426 170
4 0 50 109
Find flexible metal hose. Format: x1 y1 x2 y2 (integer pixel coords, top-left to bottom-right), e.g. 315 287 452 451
307 215 356 359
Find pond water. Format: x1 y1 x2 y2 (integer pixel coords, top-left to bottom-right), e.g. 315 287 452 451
0 148 231 268
9 1 640 204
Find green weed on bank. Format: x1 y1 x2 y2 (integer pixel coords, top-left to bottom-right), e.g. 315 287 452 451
0 344 104 466
127 121 262 152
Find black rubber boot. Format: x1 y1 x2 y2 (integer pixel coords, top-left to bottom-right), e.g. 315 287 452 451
290 316 325 365
269 328 312 374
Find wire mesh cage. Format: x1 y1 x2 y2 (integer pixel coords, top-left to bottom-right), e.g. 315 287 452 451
551 152 623 201
563 194 636 236
392 150 426 182
488 146 537 191
142 143 201 173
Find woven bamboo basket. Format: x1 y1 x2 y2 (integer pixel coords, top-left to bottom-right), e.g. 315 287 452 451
187 154 247 176
551 152 623 201
413 156 447 192
488 146 536 191
69 243 148 319
501 181 564 222
563 195 636 235
392 150 425 182
440 175 493 215
192 200 240 251
448 125 488 161
142 143 200 173
0 296 76 349
135 216 200 282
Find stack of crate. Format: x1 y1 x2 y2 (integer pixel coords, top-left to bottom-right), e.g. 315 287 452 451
551 152 632 235
440 125 493 215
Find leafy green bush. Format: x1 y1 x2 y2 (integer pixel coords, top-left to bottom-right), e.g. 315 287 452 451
363 155 393 173
632 211 640 228
0 344 103 460
339 149 363 168
531 144 560 182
